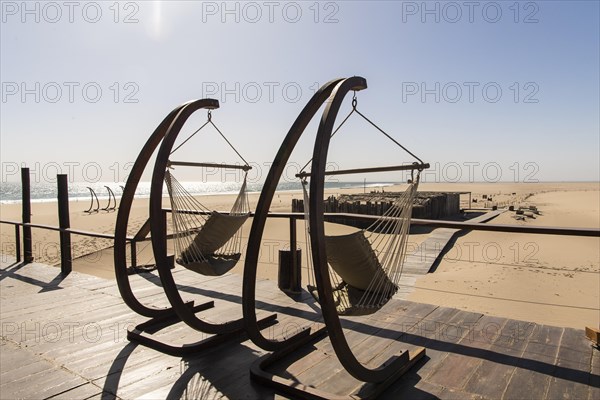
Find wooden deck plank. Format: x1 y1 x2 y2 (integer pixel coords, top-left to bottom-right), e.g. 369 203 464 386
0 339 41 372
461 318 527 398
546 327 593 400
0 290 100 320
1 257 596 400
502 324 564 399
1 361 88 400
294 317 406 395
91 354 180 396
380 375 446 400
405 308 482 381
431 314 509 388
44 382 103 400
590 348 600 400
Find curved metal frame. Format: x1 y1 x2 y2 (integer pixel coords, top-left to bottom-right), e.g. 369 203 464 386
243 78 344 351
243 77 425 398
114 99 274 355
114 100 190 318
149 99 275 336
308 77 423 383
85 187 100 213
103 186 117 211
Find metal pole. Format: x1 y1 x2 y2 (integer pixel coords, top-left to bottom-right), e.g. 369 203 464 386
15 225 21 262
167 161 252 171
296 163 430 179
21 168 33 263
130 240 137 269
57 174 72 275
163 209 169 253
289 216 300 293
162 209 174 268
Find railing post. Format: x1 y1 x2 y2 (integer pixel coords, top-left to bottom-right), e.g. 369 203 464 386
289 216 301 292
163 210 174 267
21 167 33 263
130 240 137 269
57 174 72 275
15 225 21 262
163 209 168 252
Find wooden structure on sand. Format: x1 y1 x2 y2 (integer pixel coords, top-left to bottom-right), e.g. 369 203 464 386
292 191 462 229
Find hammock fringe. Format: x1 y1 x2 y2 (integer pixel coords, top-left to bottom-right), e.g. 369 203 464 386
166 169 249 276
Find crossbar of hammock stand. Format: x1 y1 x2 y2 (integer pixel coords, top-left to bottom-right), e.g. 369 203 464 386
295 162 430 178
167 161 252 171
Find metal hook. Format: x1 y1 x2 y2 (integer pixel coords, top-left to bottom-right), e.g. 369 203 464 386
207 110 212 122
352 91 357 109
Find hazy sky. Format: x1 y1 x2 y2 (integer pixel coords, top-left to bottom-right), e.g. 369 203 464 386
1 1 599 184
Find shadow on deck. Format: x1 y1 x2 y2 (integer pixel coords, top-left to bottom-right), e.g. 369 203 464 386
0 257 597 399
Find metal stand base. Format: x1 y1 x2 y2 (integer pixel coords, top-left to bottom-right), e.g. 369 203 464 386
250 327 426 399
127 300 278 357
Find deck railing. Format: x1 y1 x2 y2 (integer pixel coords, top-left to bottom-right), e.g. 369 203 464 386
1 168 598 278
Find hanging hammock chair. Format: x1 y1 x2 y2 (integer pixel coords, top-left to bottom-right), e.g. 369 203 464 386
166 168 250 276
115 98 278 359
302 170 420 315
242 78 430 399
295 90 425 315
163 109 252 277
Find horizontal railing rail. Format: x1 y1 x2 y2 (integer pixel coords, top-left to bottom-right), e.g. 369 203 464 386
160 209 600 237
0 219 138 268
0 219 134 241
3 207 597 275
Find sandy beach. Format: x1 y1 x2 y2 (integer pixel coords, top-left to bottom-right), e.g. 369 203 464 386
408 185 599 330
0 181 598 329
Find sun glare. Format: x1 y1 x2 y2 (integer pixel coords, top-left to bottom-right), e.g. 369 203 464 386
150 1 162 39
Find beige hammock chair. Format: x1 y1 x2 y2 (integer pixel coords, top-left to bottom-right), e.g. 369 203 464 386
165 168 250 276
302 173 420 315
297 90 423 315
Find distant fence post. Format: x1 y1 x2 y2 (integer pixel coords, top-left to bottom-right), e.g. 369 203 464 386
57 174 72 275
14 225 21 262
21 167 33 263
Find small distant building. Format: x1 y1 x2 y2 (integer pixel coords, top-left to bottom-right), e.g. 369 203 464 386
292 191 463 229
412 192 461 219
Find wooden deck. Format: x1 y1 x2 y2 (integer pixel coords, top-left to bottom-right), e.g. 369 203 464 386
0 256 597 399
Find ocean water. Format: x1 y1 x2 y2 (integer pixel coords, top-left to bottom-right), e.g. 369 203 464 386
0 181 395 204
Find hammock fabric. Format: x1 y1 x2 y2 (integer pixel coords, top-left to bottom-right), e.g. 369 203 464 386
166 169 249 276
179 212 249 276
303 173 420 315
325 231 395 292
180 212 249 256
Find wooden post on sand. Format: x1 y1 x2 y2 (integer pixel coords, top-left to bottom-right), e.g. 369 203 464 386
57 174 72 275
21 168 33 263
